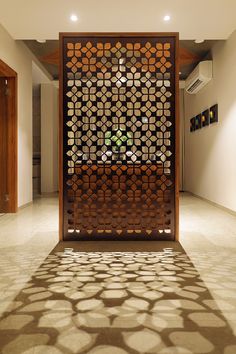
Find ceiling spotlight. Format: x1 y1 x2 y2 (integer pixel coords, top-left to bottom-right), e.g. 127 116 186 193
70 14 78 22
195 39 205 44
163 15 171 21
179 71 182 75
36 39 46 43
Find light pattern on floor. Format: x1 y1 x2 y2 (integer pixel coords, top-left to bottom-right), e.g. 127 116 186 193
0 247 236 354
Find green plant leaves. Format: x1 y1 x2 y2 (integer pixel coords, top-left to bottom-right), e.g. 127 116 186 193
105 128 133 149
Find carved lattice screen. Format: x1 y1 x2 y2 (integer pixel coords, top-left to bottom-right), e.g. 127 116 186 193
60 33 179 240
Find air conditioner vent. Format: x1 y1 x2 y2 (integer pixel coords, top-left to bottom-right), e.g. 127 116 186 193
187 79 204 93
185 61 213 94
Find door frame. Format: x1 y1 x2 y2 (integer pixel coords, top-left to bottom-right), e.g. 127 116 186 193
0 59 18 213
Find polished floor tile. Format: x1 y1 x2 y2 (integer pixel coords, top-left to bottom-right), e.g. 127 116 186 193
0 193 236 353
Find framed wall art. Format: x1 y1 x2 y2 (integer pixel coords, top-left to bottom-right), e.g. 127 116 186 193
201 109 210 127
190 117 196 132
210 104 218 124
195 114 202 130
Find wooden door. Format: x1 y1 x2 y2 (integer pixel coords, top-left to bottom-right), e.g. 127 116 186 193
0 78 8 212
0 60 17 213
60 33 179 241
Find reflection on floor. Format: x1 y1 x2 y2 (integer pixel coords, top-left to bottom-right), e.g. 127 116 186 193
0 194 236 353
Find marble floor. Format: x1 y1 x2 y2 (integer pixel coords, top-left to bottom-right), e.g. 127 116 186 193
0 193 236 354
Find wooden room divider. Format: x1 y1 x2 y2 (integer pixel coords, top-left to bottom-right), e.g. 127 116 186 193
59 33 179 241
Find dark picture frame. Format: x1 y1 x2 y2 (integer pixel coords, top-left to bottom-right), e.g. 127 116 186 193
201 109 210 127
210 104 218 124
190 117 196 132
195 114 202 130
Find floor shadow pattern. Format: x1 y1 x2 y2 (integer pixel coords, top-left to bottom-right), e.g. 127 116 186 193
0 242 235 354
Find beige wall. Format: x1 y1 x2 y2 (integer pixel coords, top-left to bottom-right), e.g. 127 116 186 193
32 62 53 197
184 30 236 212
0 24 33 207
41 83 59 193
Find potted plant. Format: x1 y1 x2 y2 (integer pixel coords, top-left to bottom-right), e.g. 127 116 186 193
105 128 133 160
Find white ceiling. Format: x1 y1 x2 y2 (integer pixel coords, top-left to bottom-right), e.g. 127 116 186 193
0 0 236 40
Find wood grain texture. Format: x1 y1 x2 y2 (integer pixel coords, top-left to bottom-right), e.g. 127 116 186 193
0 59 17 78
0 78 8 212
0 60 17 213
175 33 180 241
60 32 179 38
59 33 64 240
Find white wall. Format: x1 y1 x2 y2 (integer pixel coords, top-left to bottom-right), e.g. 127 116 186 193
184 30 236 212
41 83 59 193
0 24 33 207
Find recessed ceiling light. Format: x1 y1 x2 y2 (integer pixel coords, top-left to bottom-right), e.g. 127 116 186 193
195 39 205 44
70 14 78 22
163 15 171 21
36 39 46 43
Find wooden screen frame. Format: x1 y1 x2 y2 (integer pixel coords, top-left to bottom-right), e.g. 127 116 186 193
59 32 179 241
0 59 18 213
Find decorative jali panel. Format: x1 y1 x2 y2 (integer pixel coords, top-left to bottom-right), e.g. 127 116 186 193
60 33 179 240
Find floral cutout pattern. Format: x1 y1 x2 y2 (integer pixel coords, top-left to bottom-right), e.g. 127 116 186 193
63 36 176 238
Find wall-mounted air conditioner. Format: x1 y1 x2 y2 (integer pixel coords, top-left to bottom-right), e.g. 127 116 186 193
185 60 213 94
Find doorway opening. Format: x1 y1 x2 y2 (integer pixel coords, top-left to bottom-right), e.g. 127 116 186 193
32 83 41 198
0 59 17 213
